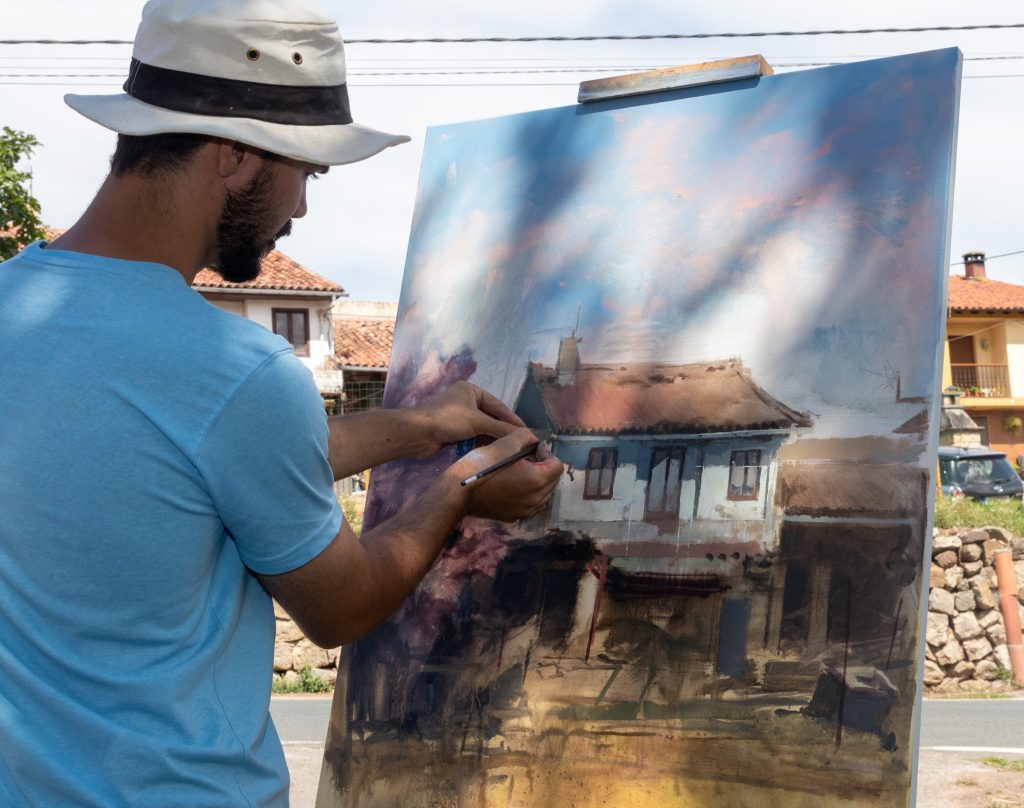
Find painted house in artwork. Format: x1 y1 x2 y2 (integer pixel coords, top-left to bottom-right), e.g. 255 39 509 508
514 335 813 558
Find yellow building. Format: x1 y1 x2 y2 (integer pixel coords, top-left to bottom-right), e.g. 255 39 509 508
944 251 1024 461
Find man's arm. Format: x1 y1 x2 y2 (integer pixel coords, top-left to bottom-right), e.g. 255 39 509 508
259 428 562 647
326 380 527 480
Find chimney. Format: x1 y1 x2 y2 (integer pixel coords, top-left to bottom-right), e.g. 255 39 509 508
555 335 582 385
963 251 986 280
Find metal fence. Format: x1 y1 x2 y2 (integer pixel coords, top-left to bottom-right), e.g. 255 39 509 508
950 364 1011 397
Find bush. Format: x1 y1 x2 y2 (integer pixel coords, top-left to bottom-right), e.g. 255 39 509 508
933 495 1024 535
272 665 333 694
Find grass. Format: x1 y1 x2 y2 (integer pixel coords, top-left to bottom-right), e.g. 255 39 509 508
930 691 1014 700
955 776 977 786
272 665 333 694
981 756 1024 772
933 495 1024 535
338 494 364 535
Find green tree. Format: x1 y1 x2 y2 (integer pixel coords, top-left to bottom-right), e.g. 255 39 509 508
0 126 44 261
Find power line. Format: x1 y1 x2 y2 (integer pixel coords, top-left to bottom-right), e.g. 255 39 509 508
2 22 1023 47
951 250 1024 266
4 56 1024 79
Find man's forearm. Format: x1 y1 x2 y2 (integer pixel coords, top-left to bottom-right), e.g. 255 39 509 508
326 407 432 480
351 469 469 635
261 466 470 648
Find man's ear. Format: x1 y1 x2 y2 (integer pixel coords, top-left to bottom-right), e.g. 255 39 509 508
216 140 265 190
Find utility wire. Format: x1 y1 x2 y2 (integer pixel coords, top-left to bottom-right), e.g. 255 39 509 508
2 22 1023 46
951 250 1024 266
3 55 1024 79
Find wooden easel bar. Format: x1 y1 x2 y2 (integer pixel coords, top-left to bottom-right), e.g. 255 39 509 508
578 55 773 104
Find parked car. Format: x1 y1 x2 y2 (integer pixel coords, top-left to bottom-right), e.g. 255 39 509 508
938 446 1024 501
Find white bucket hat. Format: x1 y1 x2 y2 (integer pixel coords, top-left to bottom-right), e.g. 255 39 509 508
65 0 409 166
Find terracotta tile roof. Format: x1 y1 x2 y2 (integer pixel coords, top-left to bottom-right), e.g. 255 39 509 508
14 227 342 294
948 275 1024 313
193 251 343 294
333 316 395 369
517 358 813 436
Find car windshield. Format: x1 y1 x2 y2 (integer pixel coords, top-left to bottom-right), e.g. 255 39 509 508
953 456 1018 485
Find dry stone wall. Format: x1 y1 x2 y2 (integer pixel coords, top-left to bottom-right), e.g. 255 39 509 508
925 526 1024 693
273 599 340 688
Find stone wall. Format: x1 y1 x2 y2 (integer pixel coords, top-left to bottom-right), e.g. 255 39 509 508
925 526 1024 692
273 600 340 688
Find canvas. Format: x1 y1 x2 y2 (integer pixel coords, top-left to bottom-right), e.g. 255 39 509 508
317 48 961 808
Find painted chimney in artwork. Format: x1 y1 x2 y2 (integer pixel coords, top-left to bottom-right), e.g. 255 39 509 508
964 251 986 280
556 336 582 385
556 306 583 385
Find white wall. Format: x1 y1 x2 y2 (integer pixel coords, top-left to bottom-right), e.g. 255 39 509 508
240 297 335 372
1006 321 1024 398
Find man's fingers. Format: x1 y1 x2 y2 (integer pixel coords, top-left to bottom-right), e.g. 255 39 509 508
474 413 517 440
474 386 526 429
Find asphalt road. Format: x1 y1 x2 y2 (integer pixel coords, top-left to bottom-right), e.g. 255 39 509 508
271 694 1024 753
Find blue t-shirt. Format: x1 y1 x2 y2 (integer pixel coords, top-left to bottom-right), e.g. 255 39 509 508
0 243 342 807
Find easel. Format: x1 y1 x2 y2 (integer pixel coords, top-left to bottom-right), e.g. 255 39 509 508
577 54 773 104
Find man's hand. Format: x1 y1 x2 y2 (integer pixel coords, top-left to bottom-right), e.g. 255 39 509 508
451 427 564 522
411 380 526 458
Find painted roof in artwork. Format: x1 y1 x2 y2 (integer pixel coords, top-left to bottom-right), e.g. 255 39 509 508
777 461 927 519
521 358 813 436
333 315 395 369
948 275 1024 313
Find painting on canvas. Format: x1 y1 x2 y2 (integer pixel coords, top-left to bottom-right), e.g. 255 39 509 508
317 49 961 808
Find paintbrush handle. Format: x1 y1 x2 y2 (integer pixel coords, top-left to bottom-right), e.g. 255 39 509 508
459 444 538 487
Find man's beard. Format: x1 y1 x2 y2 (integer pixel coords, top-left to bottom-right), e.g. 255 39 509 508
213 163 292 283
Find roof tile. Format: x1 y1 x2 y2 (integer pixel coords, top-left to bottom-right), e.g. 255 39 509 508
948 275 1024 313
193 250 343 293
23 228 342 294
333 316 395 369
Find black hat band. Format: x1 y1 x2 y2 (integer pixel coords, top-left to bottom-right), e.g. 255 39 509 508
124 58 353 126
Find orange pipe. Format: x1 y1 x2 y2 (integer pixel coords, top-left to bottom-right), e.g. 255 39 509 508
994 549 1024 687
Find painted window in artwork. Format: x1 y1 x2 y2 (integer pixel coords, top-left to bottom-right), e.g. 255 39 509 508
729 449 762 500
646 447 685 517
584 448 617 499
272 308 310 356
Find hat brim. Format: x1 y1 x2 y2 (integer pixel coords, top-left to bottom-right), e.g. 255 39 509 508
65 93 410 166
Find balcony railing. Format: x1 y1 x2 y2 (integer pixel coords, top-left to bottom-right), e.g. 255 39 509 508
951 363 1011 397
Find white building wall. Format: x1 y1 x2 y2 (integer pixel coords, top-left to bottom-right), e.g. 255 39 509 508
241 297 334 371
209 299 244 316
1006 322 1024 398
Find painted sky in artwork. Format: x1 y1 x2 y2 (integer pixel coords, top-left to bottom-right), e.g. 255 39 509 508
391 49 960 440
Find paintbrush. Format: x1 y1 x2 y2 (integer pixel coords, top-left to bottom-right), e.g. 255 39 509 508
459 443 539 487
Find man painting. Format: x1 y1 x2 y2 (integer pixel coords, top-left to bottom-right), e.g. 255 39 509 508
0 1 563 805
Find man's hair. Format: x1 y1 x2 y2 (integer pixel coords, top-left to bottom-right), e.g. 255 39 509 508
110 132 212 177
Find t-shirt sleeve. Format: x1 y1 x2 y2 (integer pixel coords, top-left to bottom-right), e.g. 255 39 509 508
194 349 343 575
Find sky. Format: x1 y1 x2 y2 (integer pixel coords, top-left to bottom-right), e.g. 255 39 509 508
1 1 1022 302
385 48 956 442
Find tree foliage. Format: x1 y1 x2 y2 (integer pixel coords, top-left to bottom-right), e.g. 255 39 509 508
0 126 44 261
